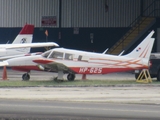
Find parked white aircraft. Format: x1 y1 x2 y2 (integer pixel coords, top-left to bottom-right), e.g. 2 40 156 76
0 31 155 81
0 24 59 60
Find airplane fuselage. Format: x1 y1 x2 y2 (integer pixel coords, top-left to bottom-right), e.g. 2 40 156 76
33 48 149 74
4 48 149 74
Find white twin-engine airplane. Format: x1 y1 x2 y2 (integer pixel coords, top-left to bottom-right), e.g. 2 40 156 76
0 24 59 60
0 30 155 81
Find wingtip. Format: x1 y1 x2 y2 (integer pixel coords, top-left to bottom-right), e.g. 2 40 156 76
48 42 59 47
54 43 59 47
151 30 155 33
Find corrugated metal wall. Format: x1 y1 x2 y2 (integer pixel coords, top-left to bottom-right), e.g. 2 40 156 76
155 0 160 16
143 0 160 17
62 0 141 27
0 0 158 27
0 0 59 27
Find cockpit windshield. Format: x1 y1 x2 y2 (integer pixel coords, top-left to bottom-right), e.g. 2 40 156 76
42 50 52 58
49 51 63 59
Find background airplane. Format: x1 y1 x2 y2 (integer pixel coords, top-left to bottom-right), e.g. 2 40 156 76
0 24 59 60
0 31 155 81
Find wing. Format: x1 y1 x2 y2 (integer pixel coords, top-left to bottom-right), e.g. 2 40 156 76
0 61 8 66
0 42 59 49
33 58 73 73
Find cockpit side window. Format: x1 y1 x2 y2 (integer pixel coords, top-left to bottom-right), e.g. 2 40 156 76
49 51 63 59
65 53 73 60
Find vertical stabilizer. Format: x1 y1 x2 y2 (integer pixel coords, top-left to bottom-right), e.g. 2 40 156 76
12 24 34 53
12 24 34 44
125 31 155 60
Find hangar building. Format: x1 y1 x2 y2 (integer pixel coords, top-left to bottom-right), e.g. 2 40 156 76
0 0 159 53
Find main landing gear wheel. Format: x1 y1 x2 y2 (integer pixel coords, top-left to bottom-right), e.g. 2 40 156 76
157 70 160 81
67 74 75 81
22 73 30 81
135 73 140 79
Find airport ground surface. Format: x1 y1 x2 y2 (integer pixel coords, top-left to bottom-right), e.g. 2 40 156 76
0 69 160 104
2 68 136 81
0 69 160 119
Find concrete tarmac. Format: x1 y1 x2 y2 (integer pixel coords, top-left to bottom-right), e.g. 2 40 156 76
0 86 160 104
0 69 159 104
1 68 136 81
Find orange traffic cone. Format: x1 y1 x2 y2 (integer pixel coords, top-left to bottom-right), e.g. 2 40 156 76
2 66 8 80
82 74 87 80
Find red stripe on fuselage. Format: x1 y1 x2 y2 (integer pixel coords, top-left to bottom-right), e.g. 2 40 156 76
12 66 41 72
139 42 150 58
69 67 148 74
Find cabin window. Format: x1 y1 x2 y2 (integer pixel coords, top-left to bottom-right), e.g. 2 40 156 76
49 51 63 59
78 55 82 61
78 55 89 62
65 53 73 60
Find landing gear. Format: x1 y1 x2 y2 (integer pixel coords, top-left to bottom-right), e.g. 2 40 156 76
67 73 75 81
54 72 75 81
157 70 160 81
22 73 30 81
135 73 139 79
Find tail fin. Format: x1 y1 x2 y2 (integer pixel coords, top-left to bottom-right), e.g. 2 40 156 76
12 24 34 44
125 30 155 60
12 24 34 53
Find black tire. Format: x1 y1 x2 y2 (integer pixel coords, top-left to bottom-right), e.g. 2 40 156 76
67 74 75 81
135 73 139 79
157 70 160 81
22 73 30 81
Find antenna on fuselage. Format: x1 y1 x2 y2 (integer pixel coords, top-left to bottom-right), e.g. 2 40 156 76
102 48 109 54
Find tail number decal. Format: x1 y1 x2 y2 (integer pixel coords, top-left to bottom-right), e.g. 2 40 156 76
79 67 102 74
